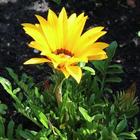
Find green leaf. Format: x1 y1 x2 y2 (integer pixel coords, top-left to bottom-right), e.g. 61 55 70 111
31 105 48 129
111 131 119 140
79 107 93 122
119 132 137 139
107 68 124 74
0 104 7 115
101 127 109 139
134 118 139 129
93 61 105 74
106 41 118 61
108 64 123 69
13 88 21 94
0 119 5 137
116 119 127 134
109 118 117 130
53 127 67 140
89 94 95 104
0 77 12 93
104 88 113 94
92 78 100 95
105 77 122 83
19 130 34 140
0 77 22 105
82 66 95 75
34 87 40 98
92 114 105 121
35 129 51 139
38 112 48 129
79 62 86 68
6 67 19 83
7 120 15 139
94 75 102 84
52 0 61 5
15 124 23 139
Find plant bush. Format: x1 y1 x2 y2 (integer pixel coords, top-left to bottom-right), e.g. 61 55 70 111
0 42 140 140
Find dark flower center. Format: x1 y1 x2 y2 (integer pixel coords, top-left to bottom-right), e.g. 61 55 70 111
54 48 74 57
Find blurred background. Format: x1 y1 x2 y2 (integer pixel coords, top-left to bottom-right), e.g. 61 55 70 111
0 0 140 100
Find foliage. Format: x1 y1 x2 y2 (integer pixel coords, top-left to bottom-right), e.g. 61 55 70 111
0 42 140 139
92 41 124 96
114 83 139 118
0 101 34 140
51 0 62 5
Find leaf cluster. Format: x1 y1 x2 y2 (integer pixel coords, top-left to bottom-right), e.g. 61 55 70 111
0 42 140 139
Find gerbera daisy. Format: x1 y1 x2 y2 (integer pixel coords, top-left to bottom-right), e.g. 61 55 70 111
22 8 108 83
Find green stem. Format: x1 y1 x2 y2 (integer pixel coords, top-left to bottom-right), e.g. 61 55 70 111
54 78 65 106
100 73 106 95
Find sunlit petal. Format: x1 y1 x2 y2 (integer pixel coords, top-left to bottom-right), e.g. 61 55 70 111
24 58 50 64
66 66 82 83
60 67 70 78
22 8 108 83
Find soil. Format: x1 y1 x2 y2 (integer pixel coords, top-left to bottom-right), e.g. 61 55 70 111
0 0 140 136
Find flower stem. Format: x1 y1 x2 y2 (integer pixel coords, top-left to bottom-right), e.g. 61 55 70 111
55 78 64 106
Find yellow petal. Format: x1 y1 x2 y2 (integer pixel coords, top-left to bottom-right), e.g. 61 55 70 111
41 52 67 68
88 53 108 60
64 13 76 49
92 42 109 49
35 15 57 52
81 31 107 47
78 42 108 58
24 58 50 64
22 8 108 79
57 7 68 49
81 47 106 58
81 26 104 38
67 13 77 29
66 57 88 66
76 26 105 48
59 67 70 78
66 65 82 83
47 9 58 26
66 13 88 51
28 41 43 52
22 24 50 52
74 31 107 56
22 23 35 28
71 13 87 38
59 7 67 21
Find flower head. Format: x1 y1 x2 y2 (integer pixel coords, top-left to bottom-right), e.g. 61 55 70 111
22 8 108 83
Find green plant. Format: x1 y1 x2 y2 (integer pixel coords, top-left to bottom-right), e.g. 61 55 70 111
0 41 139 139
0 101 32 140
114 83 139 118
92 41 124 96
51 0 62 5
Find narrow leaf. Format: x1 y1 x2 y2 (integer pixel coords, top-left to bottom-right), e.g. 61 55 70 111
116 119 127 133
106 41 118 61
79 107 93 122
106 77 122 83
82 66 95 75
119 132 137 139
0 119 5 137
7 120 15 139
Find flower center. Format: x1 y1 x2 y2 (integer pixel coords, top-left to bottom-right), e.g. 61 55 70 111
54 48 73 58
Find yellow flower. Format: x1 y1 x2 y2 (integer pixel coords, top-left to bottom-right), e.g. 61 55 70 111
22 8 108 83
